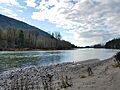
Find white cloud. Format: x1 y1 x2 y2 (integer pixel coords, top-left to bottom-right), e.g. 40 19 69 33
0 6 17 17
18 10 23 13
0 6 25 21
31 0 120 46
0 0 19 5
25 0 37 7
0 0 26 9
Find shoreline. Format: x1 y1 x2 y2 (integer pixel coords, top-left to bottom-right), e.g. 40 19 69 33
0 57 120 90
0 47 119 51
0 48 76 51
0 58 100 74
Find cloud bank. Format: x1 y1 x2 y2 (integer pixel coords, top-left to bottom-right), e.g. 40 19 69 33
25 0 37 7
30 0 120 46
1 0 120 46
0 0 25 22
0 0 19 5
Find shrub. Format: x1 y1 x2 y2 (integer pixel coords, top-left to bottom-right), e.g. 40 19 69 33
80 75 86 78
112 64 120 68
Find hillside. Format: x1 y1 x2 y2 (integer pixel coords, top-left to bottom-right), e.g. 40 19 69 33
0 14 75 50
105 38 120 49
0 14 52 38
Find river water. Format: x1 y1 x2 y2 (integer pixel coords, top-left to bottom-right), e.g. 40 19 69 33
0 48 119 72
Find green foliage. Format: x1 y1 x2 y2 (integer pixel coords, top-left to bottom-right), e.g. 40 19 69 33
112 64 120 68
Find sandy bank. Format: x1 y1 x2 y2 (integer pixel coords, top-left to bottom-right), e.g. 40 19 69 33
0 57 120 90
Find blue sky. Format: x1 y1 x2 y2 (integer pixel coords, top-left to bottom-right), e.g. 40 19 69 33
0 0 120 46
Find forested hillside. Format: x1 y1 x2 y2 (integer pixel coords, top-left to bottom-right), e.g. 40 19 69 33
0 14 75 50
105 38 120 49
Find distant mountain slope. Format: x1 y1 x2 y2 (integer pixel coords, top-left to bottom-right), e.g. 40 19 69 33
0 14 75 50
105 38 120 49
0 14 51 38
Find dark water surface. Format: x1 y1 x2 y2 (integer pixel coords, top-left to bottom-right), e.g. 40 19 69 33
0 49 119 72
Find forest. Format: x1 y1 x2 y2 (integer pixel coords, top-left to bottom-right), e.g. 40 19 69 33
105 38 120 49
0 27 75 50
0 14 76 51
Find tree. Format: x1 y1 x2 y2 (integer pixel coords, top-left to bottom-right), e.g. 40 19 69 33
54 32 62 40
51 33 54 38
0 29 2 49
105 38 120 49
19 30 24 48
0 29 2 41
0 27 75 50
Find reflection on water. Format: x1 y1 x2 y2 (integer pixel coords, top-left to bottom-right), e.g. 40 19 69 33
0 49 119 72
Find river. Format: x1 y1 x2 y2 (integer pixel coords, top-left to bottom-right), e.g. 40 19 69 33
0 48 119 72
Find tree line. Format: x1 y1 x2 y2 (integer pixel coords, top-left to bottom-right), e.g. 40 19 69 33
83 38 120 49
0 27 75 50
105 38 120 49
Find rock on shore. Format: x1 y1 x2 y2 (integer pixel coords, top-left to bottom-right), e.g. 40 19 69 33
0 57 120 90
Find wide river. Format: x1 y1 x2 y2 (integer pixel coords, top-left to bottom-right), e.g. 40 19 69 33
0 48 119 72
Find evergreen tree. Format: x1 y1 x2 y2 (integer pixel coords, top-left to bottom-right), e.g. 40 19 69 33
19 30 24 48
105 38 120 49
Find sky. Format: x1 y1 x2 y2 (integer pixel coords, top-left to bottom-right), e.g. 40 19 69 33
0 0 120 46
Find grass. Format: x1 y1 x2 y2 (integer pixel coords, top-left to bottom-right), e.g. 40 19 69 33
80 75 86 78
112 64 120 68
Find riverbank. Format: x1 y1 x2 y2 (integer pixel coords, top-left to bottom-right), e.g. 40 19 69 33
0 57 120 90
0 48 76 51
